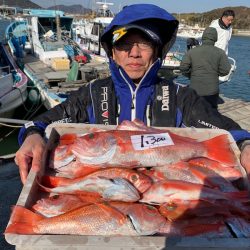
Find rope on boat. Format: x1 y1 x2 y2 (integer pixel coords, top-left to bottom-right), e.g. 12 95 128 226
0 122 22 128
0 153 15 160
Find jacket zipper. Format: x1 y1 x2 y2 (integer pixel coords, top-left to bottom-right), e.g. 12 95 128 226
119 69 136 120
118 61 157 122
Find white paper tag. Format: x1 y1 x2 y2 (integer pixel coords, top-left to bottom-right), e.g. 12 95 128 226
131 133 174 150
24 121 35 128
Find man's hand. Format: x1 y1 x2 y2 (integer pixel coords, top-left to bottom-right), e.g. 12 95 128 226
240 144 250 182
14 134 46 184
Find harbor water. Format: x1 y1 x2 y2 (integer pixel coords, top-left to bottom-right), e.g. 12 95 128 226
0 20 250 156
170 35 250 101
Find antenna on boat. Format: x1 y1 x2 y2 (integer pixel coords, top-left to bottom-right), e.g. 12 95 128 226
53 0 61 42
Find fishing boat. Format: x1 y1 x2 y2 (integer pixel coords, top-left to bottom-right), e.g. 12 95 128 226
73 1 114 59
5 9 109 110
162 52 183 70
177 23 204 39
0 42 28 118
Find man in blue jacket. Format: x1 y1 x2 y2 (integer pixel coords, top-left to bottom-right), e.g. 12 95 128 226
15 4 250 184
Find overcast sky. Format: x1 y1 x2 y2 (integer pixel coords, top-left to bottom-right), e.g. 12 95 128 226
31 0 250 13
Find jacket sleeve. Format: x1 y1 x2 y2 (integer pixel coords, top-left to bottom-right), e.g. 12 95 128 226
176 85 250 144
18 85 90 145
179 52 191 78
218 51 231 76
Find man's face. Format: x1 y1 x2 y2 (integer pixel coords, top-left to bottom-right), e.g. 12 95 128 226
112 31 158 84
222 15 234 27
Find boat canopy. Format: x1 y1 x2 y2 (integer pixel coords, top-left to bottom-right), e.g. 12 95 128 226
22 9 65 17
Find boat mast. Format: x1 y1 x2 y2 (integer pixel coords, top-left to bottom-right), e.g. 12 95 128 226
53 0 61 42
56 14 61 42
96 0 114 17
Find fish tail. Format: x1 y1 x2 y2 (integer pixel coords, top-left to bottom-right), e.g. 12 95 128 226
203 134 237 166
5 205 43 234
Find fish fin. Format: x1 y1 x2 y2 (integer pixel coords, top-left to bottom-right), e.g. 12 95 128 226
5 223 36 234
39 175 72 188
203 134 237 166
226 191 250 202
5 205 43 234
183 223 224 236
97 203 127 225
59 133 77 145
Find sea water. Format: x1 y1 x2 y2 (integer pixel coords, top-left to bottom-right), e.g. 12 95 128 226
170 36 250 101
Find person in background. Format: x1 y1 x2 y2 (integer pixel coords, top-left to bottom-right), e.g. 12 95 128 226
186 37 200 51
179 27 231 109
14 4 250 184
210 9 235 55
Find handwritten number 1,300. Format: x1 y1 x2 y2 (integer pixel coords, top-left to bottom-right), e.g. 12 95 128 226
140 135 166 148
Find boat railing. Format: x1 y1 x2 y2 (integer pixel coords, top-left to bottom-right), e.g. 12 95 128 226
0 65 11 75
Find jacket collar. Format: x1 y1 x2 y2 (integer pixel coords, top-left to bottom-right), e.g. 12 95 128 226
108 58 162 123
219 18 231 30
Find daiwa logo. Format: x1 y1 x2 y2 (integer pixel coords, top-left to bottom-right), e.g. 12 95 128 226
101 87 109 125
161 86 170 111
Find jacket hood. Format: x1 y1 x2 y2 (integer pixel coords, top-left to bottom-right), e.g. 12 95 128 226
202 27 218 45
101 4 179 59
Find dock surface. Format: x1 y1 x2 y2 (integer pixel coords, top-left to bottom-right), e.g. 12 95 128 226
218 96 250 131
0 160 21 250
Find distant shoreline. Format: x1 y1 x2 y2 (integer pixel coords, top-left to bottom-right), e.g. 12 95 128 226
232 33 250 37
233 29 250 37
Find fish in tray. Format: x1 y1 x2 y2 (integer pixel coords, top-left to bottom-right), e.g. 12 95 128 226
5 203 138 236
43 167 152 193
188 157 243 181
107 201 166 235
31 194 91 218
38 175 140 202
146 162 239 192
140 179 249 204
66 129 237 168
32 197 167 235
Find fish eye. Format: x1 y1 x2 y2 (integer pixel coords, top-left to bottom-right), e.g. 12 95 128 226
131 174 139 182
146 204 156 211
145 205 159 216
88 133 94 139
166 202 177 211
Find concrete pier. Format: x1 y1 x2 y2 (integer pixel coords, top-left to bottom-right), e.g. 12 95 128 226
218 96 250 131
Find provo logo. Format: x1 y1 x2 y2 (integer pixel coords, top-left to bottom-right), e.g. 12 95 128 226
101 86 109 125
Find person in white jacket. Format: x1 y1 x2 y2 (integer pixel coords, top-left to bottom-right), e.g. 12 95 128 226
210 10 235 55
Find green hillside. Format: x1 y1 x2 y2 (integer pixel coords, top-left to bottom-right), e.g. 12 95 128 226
173 6 250 29
5 0 40 9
